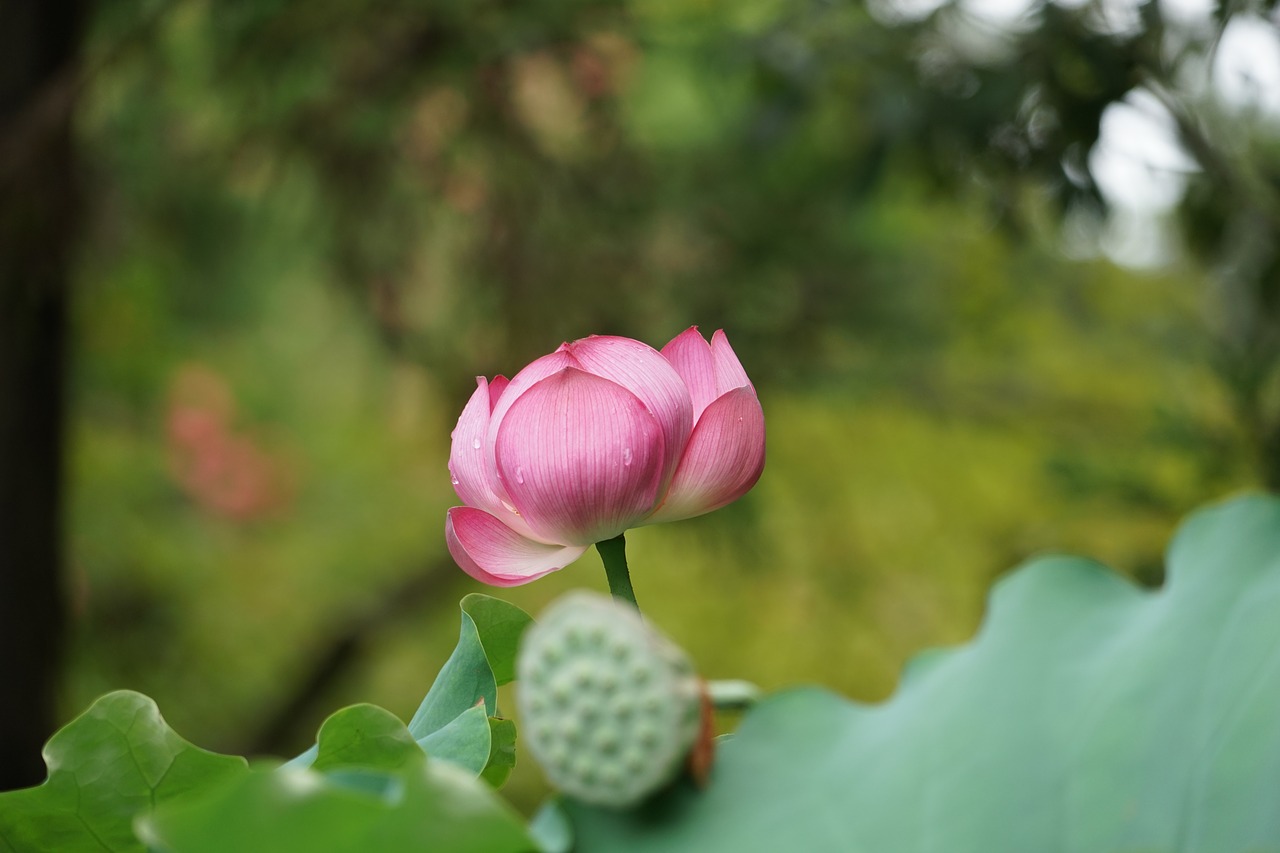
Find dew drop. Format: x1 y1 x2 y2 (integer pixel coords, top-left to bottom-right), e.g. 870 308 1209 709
471 437 481 450
515 467 526 485
450 475 460 486
622 447 633 467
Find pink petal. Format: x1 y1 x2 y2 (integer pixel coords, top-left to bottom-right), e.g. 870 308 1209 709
495 367 665 545
449 377 503 512
661 326 719 419
484 351 574 506
710 329 753 395
646 386 765 524
446 507 589 586
560 335 693 494
448 376 543 542
487 375 509 407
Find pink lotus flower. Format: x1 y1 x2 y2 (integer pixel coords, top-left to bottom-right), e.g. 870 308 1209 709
445 327 765 586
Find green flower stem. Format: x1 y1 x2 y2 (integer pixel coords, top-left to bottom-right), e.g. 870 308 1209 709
597 534 638 610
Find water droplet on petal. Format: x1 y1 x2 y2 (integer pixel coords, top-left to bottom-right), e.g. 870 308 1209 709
622 447 633 466
472 437 481 450
515 467 526 485
450 475 460 486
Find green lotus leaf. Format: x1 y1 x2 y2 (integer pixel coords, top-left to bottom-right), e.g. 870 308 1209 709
481 717 518 789
567 495 1280 853
140 752 532 853
407 593 532 740
288 593 531 773
418 703 491 775
312 704 420 774
0 691 247 853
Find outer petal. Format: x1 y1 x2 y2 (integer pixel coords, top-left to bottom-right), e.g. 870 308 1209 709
496 367 665 545
561 335 693 494
710 329 753 395
449 377 503 512
646 386 765 524
487 374 510 407
446 507 589 586
485 351 574 506
661 326 719 419
448 376 542 542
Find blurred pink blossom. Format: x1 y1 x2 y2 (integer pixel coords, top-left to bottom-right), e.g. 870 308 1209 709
166 366 291 521
445 327 765 585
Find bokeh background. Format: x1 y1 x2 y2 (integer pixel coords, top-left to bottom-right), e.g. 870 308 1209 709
4 0 1280 813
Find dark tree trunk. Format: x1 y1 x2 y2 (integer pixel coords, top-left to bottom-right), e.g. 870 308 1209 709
0 0 83 790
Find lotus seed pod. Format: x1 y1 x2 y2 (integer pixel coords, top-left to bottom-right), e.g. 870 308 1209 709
517 591 703 809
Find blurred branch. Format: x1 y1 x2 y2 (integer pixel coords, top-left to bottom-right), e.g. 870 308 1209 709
1140 78 1280 489
243 556 460 757
0 0 176 192
1142 76 1280 231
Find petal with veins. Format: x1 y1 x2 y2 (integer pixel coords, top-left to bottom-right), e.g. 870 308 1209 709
446 507 589 586
562 335 693 493
710 329 753 396
647 386 765 524
485 351 573 505
449 377 503 513
448 376 542 541
487 374 509 407
661 326 720 419
496 368 664 545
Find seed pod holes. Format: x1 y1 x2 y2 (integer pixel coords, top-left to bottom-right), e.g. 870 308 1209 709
516 591 702 809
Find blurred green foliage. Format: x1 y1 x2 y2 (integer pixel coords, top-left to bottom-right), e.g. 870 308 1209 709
67 0 1265 813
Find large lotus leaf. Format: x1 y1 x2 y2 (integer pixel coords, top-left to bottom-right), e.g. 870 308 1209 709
567 495 1280 852
0 691 247 853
